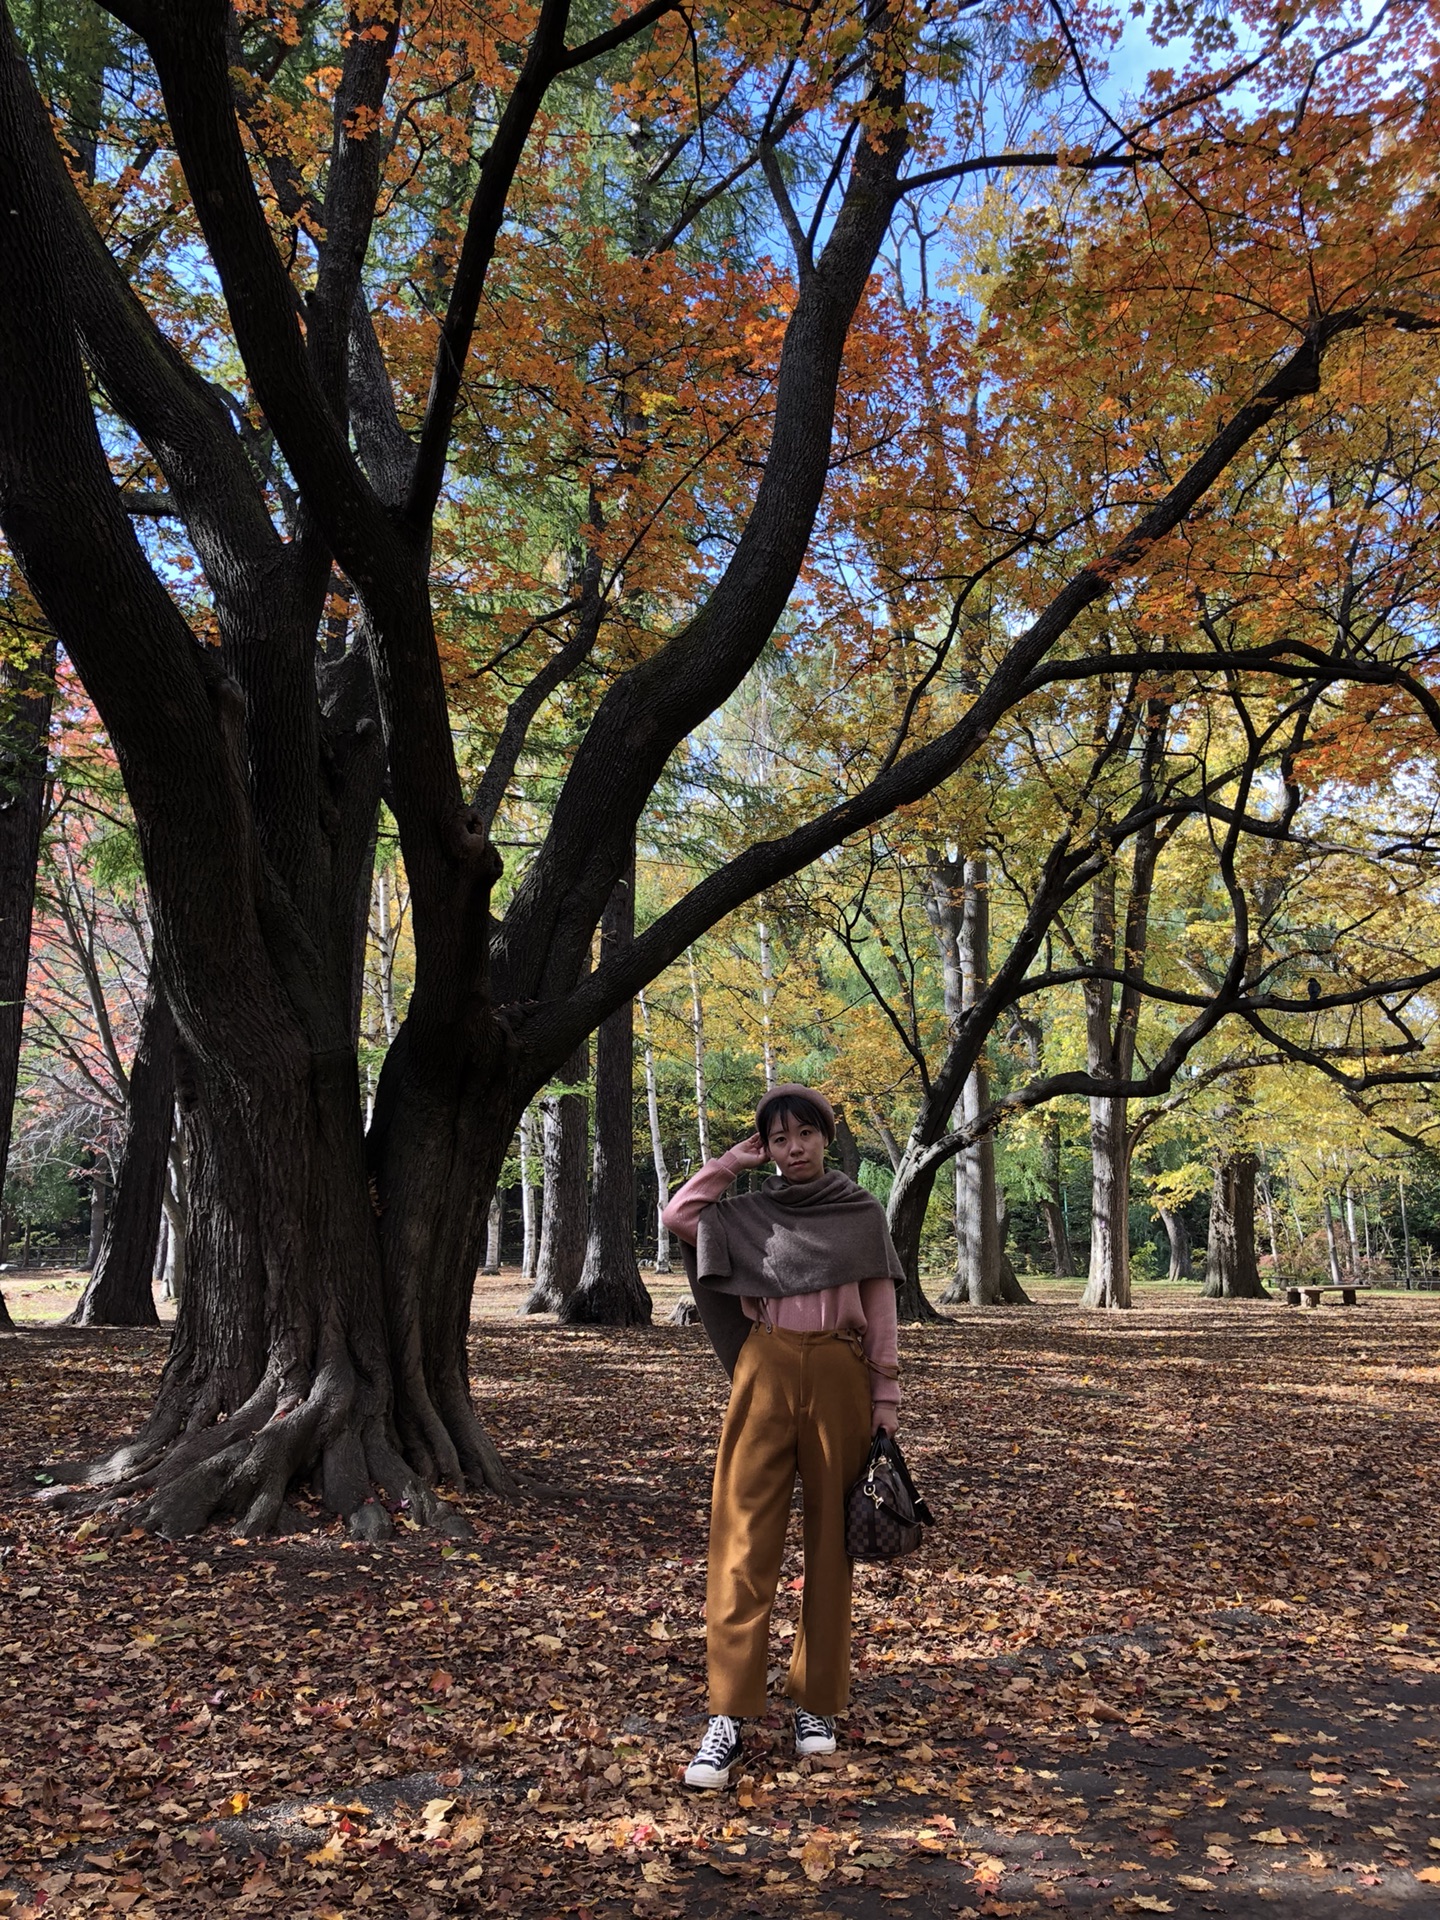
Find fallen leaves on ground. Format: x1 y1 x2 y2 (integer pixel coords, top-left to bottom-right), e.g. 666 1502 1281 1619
1 1285 1438 1916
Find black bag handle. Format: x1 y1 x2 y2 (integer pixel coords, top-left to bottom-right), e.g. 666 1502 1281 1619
874 1432 934 1528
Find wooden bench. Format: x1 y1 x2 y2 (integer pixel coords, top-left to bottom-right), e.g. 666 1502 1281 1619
1284 1283 1363 1307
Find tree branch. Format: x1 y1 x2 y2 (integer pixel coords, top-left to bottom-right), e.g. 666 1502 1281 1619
534 313 1374 1056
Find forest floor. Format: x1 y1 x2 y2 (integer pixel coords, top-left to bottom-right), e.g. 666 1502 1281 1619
1 1279 1437 1920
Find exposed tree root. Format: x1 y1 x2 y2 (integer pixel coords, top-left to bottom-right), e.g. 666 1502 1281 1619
41 1359 514 1539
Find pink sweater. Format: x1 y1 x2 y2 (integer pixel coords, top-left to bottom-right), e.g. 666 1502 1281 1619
661 1147 900 1431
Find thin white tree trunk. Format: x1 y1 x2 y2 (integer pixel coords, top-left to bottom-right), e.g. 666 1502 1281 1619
953 855 1001 1302
1323 1196 1344 1286
1081 864 1133 1308
154 1209 170 1295
1258 1164 1281 1263
687 947 710 1164
867 1101 902 1170
758 918 776 1089
482 1188 502 1274
375 867 398 1042
637 988 671 1273
1343 1179 1360 1277
161 1128 188 1308
518 1105 538 1280
925 853 1004 1306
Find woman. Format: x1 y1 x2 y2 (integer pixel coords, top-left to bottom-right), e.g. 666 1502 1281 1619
661 1083 903 1789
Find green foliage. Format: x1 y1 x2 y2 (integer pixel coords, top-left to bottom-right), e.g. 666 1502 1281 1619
4 1151 86 1232
855 1159 893 1204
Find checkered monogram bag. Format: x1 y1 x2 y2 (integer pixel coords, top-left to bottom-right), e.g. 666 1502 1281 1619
845 1432 934 1562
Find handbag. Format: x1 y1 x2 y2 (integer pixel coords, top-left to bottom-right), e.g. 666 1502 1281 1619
845 1431 934 1562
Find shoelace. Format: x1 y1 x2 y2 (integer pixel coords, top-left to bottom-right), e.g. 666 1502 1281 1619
696 1716 737 1763
796 1711 833 1738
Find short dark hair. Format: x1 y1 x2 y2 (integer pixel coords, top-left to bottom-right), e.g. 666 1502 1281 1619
758 1091 833 1143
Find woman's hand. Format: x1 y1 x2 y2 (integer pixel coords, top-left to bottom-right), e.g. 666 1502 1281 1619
727 1130 769 1171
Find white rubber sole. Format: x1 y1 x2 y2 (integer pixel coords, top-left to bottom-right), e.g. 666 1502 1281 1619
684 1758 734 1789
795 1732 837 1757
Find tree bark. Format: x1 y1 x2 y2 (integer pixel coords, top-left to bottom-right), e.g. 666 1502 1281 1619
1083 1094 1132 1307
68 979 175 1327
0 630 54 1331
1159 1206 1191 1283
637 988 671 1272
525 1041 588 1312
886 1158 943 1323
832 1110 861 1180
85 1163 108 1270
562 854 651 1326
1201 1152 1268 1298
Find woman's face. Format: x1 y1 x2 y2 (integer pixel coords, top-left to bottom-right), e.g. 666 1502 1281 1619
766 1114 827 1184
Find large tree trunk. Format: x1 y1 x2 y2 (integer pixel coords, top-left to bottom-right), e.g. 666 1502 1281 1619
1159 1206 1191 1283
1082 1093 1132 1307
0 631 54 1331
85 1164 108 1271
68 980 175 1327
885 1156 944 1323
561 855 651 1326
1201 1152 1268 1298
524 1038 588 1312
126 1045 448 1540
832 1109 862 1179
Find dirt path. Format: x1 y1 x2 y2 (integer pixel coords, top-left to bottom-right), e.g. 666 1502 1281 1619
2 1293 1437 1916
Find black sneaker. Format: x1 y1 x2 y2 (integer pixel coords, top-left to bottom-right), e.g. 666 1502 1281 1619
684 1714 741 1788
794 1708 837 1756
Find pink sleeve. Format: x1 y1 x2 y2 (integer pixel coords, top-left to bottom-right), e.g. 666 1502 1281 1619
859 1276 900 1432
660 1148 751 1246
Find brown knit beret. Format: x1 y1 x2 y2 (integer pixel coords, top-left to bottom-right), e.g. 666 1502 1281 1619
755 1082 836 1144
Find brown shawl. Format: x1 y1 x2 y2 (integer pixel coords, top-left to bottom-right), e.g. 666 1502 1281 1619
682 1171 903 1378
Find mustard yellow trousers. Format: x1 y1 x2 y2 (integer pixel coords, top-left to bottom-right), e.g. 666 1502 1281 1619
705 1323 873 1718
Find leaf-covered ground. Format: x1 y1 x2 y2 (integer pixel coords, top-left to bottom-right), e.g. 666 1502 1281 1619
2 1279 1438 1918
